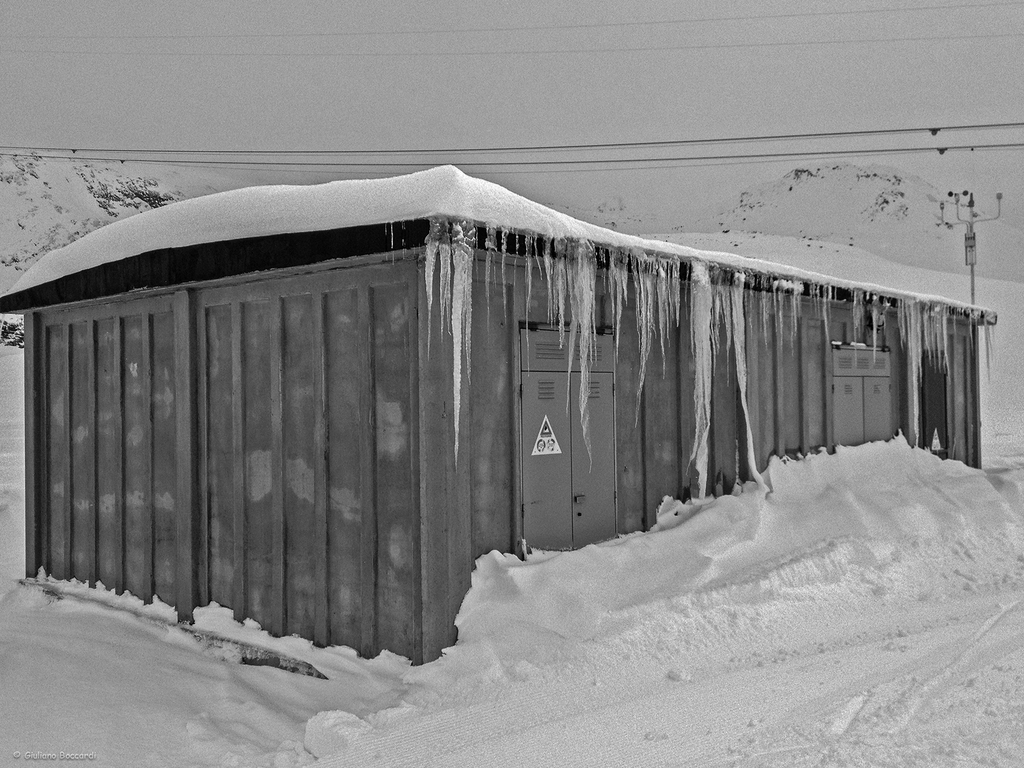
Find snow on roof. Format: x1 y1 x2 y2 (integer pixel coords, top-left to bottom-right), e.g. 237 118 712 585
5 165 994 319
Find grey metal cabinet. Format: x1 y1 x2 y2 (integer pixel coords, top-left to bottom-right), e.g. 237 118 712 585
520 330 616 550
832 345 892 447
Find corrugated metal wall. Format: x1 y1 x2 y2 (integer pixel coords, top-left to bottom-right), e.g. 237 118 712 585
194 262 421 658
23 246 983 664
26 257 431 661
29 297 181 604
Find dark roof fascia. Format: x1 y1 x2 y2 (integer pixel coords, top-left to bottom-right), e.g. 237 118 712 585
0 219 433 312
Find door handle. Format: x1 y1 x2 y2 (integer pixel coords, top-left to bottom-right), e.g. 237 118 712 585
573 494 586 503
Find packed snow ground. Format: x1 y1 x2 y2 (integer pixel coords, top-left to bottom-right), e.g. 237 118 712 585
3 232 1024 765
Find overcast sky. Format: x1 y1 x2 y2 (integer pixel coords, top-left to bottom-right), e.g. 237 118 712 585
2 0 1023 229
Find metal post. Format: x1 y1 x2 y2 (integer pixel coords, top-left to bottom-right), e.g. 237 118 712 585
966 221 976 305
941 191 1001 306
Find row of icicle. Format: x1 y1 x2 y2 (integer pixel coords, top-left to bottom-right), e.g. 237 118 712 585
423 219 993 497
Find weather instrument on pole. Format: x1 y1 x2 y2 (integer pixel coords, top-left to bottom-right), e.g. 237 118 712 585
940 190 1002 305
964 231 977 266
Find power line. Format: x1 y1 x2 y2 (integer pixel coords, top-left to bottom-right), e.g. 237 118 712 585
2 1 1019 41
5 141 1024 174
3 31 1023 57
3 121 1023 158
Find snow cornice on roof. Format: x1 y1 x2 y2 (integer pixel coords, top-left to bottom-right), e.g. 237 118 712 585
0 165 996 324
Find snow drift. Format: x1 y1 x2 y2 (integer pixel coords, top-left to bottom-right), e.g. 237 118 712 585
306 437 1024 763
450 437 1023 659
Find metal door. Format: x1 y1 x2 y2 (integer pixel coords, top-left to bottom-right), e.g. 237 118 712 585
863 377 892 442
920 354 948 457
520 329 616 550
833 377 864 446
521 371 574 550
569 372 616 547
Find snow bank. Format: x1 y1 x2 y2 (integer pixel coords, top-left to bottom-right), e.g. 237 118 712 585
305 438 1024 762
0 347 24 596
450 438 1021 656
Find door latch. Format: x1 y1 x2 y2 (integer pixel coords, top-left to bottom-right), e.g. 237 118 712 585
573 494 586 503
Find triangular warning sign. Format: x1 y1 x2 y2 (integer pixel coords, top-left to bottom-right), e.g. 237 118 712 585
931 428 942 452
531 415 562 456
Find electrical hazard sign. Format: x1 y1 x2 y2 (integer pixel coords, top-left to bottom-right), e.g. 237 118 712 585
531 415 562 456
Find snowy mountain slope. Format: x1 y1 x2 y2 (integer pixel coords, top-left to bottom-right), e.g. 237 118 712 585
692 163 1024 284
0 155 241 292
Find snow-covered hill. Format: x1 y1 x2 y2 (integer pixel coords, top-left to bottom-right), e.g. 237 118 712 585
0 154 242 292
692 163 1024 284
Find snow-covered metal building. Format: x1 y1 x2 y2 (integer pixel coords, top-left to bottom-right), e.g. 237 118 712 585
0 166 993 663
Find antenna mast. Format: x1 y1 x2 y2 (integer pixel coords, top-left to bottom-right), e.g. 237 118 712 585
939 190 1002 305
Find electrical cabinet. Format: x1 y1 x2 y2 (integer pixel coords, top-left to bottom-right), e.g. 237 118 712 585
832 345 892 447
520 329 616 550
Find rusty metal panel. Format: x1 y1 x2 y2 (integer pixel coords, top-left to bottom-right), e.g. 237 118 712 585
204 304 235 607
95 318 123 592
779 332 801 455
241 299 275 628
468 275 516 558
614 299 645 534
802 319 826 450
371 281 419 660
45 323 69 580
324 286 371 652
282 293 317 639
151 311 177 606
123 314 153 600
69 321 96 585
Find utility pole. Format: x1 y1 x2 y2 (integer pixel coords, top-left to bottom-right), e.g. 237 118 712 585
940 190 1002 305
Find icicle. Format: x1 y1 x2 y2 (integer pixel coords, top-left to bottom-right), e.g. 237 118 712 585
689 261 715 498
941 308 950 372
713 275 731 367
634 258 656 422
552 243 568 348
567 241 598 461
730 273 767 491
439 230 453 330
656 258 671 376
423 221 442 354
484 226 496 326
788 283 801 350
760 287 771 348
525 235 535 323
773 282 786 352
450 223 474 460
870 296 878 352
852 290 863 344
984 321 994 381
544 239 556 326
899 298 923 447
669 258 682 327
822 285 832 342
500 229 508 318
610 251 629 360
